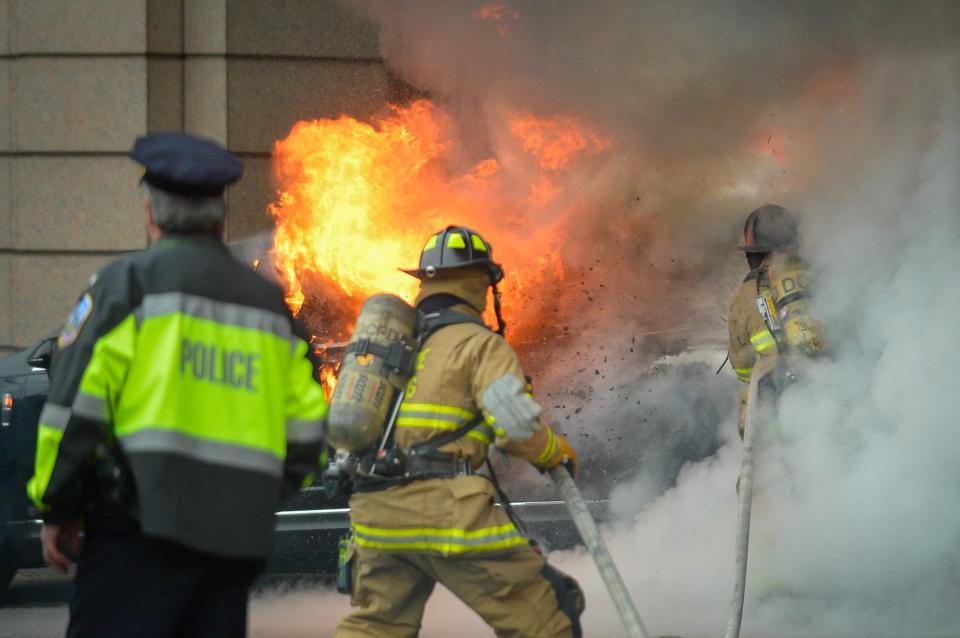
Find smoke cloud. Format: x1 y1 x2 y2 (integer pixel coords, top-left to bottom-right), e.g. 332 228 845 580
250 2 960 637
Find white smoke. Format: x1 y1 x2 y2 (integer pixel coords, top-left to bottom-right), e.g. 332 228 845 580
249 3 960 637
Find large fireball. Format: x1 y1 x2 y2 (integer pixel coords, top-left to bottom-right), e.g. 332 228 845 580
269 99 609 346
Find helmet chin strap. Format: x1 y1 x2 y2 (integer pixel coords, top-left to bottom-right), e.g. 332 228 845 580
491 282 506 336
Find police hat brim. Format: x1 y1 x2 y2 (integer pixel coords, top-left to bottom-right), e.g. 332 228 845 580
132 132 243 197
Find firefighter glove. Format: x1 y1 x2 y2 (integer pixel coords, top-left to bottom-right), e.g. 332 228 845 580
537 430 578 478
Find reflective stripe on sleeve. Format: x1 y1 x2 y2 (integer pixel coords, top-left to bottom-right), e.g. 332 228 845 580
750 329 777 354
401 403 474 420
286 418 324 444
38 403 72 431
72 392 109 422
396 402 494 445
120 428 283 477
734 366 752 382
352 521 526 554
534 428 558 466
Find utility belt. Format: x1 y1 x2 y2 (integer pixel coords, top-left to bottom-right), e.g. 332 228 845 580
353 447 476 493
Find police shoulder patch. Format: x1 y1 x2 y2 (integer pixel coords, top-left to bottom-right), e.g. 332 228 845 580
58 293 94 348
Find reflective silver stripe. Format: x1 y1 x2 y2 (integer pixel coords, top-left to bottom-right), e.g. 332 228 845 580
286 418 324 444
353 528 523 547
395 413 495 439
72 392 109 422
120 429 283 477
39 403 72 431
142 292 293 343
397 409 468 422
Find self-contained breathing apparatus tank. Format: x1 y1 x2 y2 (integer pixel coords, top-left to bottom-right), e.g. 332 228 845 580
757 253 827 357
326 294 418 453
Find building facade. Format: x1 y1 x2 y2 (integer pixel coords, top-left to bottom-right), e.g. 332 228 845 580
0 0 402 354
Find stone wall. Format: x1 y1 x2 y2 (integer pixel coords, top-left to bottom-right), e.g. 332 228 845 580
0 0 395 354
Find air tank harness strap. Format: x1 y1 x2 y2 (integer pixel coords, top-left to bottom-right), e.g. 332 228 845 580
345 339 416 375
352 414 486 493
774 289 809 311
418 309 488 344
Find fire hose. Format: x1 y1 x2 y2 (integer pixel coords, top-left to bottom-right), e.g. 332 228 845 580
550 466 650 638
722 355 776 638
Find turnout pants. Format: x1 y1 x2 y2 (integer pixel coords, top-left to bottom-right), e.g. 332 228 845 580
335 543 576 638
67 530 264 638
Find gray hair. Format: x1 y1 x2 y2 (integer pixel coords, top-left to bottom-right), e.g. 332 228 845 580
142 183 226 233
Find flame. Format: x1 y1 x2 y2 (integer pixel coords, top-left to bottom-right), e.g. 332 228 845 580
270 101 446 315
508 112 611 206
472 4 519 35
269 100 610 346
320 365 338 400
508 113 611 171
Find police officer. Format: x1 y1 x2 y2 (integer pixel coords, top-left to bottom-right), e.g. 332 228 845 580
727 204 826 436
336 226 583 638
27 132 327 637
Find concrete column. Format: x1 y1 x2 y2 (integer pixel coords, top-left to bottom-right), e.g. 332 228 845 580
223 0 388 241
0 0 150 353
0 0 402 354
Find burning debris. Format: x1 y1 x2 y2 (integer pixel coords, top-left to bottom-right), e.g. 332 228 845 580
267 99 607 351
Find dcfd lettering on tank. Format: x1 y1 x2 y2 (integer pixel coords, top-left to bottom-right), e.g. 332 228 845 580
179 337 260 391
355 321 405 345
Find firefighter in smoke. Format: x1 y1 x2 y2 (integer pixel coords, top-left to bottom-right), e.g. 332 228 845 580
27 132 328 637
334 226 584 638
726 203 826 437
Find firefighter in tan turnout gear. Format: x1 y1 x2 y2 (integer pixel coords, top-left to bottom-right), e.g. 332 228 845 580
335 226 583 638
727 204 826 436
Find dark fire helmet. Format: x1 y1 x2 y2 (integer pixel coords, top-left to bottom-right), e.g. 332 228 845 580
739 203 798 254
402 226 504 284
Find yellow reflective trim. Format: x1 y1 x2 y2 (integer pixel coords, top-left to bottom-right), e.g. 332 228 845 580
755 340 776 353
750 329 777 353
396 416 464 429
447 233 467 249
534 428 557 465
352 522 525 554
355 522 518 538
354 536 526 552
400 402 474 420
423 235 438 252
395 417 493 444
466 429 493 445
735 367 752 382
483 414 506 436
471 234 487 252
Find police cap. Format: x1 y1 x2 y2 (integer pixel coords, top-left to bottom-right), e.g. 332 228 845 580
131 132 243 197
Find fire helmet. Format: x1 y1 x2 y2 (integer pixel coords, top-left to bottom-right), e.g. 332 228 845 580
402 226 504 284
738 204 798 254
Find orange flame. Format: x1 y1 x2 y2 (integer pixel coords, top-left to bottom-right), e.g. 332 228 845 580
269 100 610 346
320 365 338 400
472 4 520 35
509 113 611 171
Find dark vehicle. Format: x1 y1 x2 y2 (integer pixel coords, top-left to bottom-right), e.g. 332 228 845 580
0 336 592 596
0 335 54 594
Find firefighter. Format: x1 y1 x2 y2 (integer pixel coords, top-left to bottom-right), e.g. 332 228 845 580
27 132 327 638
335 226 583 638
726 203 826 437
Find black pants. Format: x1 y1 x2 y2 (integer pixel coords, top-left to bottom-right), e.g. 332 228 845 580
67 531 264 638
